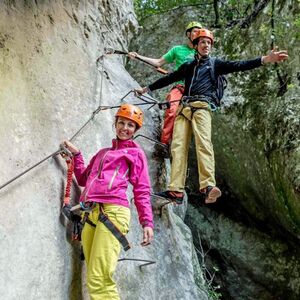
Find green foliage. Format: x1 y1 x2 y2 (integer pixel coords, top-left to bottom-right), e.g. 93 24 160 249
294 16 300 27
208 289 222 300
194 231 223 300
134 0 199 20
134 0 261 25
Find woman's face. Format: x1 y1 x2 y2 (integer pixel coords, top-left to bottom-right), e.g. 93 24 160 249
115 116 137 140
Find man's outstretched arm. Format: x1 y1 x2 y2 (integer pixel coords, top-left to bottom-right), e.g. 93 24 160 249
128 52 167 68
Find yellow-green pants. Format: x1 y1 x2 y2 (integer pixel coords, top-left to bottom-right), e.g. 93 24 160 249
81 203 131 300
169 101 216 192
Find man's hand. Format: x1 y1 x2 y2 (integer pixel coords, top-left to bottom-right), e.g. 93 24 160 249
141 226 154 246
134 87 149 95
128 52 138 59
262 47 288 64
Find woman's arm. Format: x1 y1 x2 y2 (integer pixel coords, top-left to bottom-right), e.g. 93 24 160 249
130 151 154 245
63 140 97 187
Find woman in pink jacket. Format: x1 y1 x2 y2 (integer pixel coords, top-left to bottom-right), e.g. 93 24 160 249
64 103 154 300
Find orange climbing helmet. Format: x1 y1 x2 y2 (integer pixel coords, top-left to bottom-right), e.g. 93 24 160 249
115 103 144 129
192 28 214 45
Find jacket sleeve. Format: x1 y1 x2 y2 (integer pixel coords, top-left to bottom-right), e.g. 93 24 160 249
73 152 98 187
148 62 187 91
129 150 154 229
215 57 262 75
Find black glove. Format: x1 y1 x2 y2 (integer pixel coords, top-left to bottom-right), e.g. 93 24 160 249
72 214 83 241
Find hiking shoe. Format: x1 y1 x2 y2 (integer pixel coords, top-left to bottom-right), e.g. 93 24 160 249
155 190 184 204
202 186 222 204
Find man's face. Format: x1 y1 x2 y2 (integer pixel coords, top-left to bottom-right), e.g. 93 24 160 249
196 37 212 56
187 27 201 41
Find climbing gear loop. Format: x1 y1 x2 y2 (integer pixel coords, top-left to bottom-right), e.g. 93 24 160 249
80 201 96 212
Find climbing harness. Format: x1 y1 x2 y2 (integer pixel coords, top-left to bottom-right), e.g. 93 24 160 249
102 47 169 75
175 95 217 120
151 95 218 113
63 202 131 250
181 95 217 111
98 204 131 251
62 202 156 268
64 203 156 267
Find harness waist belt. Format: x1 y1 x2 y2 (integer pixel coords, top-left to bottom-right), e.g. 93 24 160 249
79 203 131 251
98 204 131 251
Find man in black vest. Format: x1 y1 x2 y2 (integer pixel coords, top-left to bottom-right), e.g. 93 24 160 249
136 28 288 204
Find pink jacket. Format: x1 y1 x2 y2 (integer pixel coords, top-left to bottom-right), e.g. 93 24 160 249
73 138 153 228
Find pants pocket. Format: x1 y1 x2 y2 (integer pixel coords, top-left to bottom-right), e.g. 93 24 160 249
103 204 131 235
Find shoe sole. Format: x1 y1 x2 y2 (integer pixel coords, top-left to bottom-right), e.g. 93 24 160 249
205 187 222 204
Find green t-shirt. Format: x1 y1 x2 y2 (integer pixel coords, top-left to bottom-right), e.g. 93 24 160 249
163 45 196 71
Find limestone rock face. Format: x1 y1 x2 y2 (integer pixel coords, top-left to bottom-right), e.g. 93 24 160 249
128 4 300 300
0 1 206 299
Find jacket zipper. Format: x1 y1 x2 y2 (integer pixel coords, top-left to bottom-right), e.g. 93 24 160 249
82 150 109 202
122 168 129 179
108 164 121 189
188 60 199 96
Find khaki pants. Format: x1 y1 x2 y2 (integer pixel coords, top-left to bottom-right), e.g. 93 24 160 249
168 101 216 192
81 203 131 300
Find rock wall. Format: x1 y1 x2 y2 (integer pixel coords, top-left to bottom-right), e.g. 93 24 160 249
0 1 207 299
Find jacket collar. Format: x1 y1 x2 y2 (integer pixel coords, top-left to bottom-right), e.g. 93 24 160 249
112 138 137 150
196 54 210 63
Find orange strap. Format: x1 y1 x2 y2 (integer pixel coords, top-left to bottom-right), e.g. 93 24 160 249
64 157 74 206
